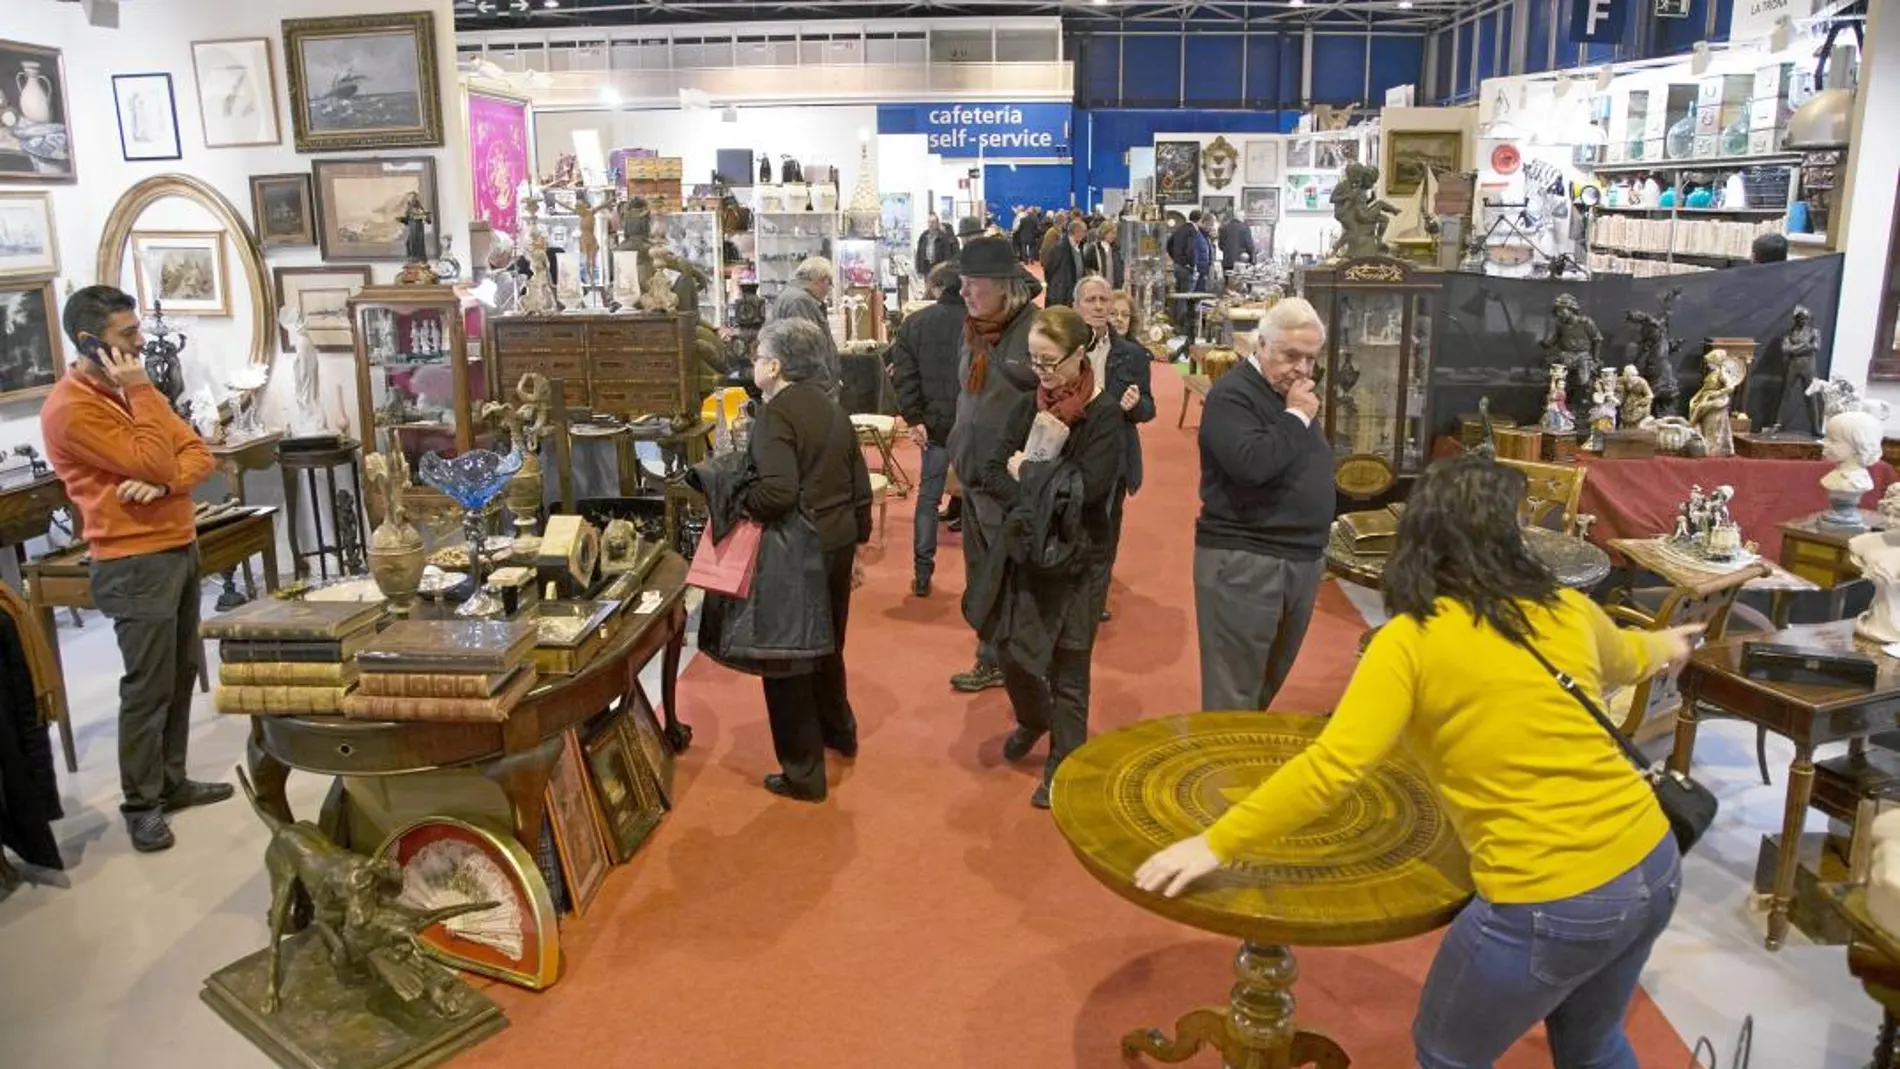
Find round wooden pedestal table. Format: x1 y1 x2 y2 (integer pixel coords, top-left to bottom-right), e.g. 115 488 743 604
1051 712 1473 1068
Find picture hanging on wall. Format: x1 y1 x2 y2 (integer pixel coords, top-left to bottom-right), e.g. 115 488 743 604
131 231 230 316
281 11 444 153
274 265 370 353
1242 187 1281 225
1244 140 1279 184
111 73 182 163
250 173 316 247
1201 136 1240 190
1287 135 1360 171
1200 195 1235 221
0 40 75 182
0 280 60 401
190 37 281 148
1386 131 1463 197
466 86 530 240
0 192 59 281
1154 141 1201 204
1284 173 1340 212
312 156 439 261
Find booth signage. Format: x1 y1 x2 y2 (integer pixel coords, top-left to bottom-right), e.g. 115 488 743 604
1729 0 1806 42
876 103 1072 160
1569 0 1631 43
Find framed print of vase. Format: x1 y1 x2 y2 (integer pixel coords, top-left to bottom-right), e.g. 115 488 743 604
282 11 444 153
312 156 439 261
465 86 529 240
190 37 281 148
0 40 75 182
250 173 316 247
377 816 560 990
131 231 230 316
111 74 182 162
0 280 61 401
0 192 59 281
1154 140 1200 204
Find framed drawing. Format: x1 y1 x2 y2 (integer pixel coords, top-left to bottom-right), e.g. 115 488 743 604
544 728 610 917
130 231 230 316
1244 140 1279 184
0 193 59 280
312 156 438 261
0 40 75 182
273 265 370 353
1242 187 1282 225
191 37 281 148
250 173 316 247
584 717 664 865
377 816 560 990
1200 195 1235 221
0 280 61 402
111 73 181 163
1154 140 1201 204
465 86 529 240
281 11 444 153
1387 131 1463 197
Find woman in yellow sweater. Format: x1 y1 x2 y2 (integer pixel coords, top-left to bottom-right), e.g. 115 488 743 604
1136 454 1701 1068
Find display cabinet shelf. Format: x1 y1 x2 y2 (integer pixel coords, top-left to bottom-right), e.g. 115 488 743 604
1596 205 1788 216
349 284 491 479
1592 152 1803 175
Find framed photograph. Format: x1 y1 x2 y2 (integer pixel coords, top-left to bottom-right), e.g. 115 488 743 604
1244 140 1279 184
274 265 370 352
191 37 281 148
1154 140 1201 204
584 717 663 865
130 231 230 316
543 729 610 917
1200 195 1235 221
111 73 182 163
0 193 59 281
312 156 438 261
250 173 316 247
282 11 444 153
0 40 75 182
1242 187 1282 225
466 86 529 240
1387 131 1463 197
0 280 61 402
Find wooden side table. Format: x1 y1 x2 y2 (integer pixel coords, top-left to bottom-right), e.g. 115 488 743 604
277 439 366 582
1780 510 1886 622
0 473 82 628
208 432 283 609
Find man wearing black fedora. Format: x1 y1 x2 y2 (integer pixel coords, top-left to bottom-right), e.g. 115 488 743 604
945 235 1042 692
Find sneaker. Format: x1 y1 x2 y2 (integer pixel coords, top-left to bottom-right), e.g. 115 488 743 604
162 780 236 813
126 810 175 852
950 662 1005 692
1002 726 1045 763
1030 779 1053 809
912 574 931 597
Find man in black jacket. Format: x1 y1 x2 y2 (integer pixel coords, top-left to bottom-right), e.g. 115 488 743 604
1167 210 1203 328
1041 219 1086 309
1195 297 1332 713
888 262 964 597
1217 210 1257 272
915 213 957 277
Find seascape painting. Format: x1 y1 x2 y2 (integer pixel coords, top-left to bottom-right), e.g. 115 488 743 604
0 40 75 182
0 282 60 401
282 13 443 152
0 193 58 280
313 156 438 261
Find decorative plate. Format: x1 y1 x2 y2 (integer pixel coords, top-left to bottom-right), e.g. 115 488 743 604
376 816 560 990
1489 143 1521 175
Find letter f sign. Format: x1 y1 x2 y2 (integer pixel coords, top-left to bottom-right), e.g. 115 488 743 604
1585 0 1613 34
1570 0 1626 43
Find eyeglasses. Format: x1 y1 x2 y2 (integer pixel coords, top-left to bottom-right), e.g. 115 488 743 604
1030 350 1079 373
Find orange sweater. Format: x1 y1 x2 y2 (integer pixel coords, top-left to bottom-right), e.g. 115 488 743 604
41 374 214 561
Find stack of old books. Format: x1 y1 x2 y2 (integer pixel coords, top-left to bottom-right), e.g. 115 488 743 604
202 600 387 715
342 619 539 722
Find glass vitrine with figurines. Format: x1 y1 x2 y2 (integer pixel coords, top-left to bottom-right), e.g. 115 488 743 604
659 210 724 327
753 211 838 301
350 284 492 477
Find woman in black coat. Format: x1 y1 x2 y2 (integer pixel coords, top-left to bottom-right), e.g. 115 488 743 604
745 317 873 802
966 306 1126 809
1075 275 1155 619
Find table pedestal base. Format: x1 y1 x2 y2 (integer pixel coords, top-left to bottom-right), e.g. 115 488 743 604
1122 943 1348 1069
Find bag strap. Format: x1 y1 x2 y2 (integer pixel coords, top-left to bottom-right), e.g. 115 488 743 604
1516 638 1655 775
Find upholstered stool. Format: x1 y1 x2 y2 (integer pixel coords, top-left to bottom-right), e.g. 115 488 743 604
868 473 890 545
851 414 911 498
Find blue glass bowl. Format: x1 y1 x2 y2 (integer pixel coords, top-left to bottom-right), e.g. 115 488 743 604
418 448 524 510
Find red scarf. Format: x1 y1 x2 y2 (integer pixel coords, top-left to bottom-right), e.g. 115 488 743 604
963 307 1016 392
1036 356 1097 426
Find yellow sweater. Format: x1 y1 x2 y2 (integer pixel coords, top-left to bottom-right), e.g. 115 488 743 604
1204 590 1674 904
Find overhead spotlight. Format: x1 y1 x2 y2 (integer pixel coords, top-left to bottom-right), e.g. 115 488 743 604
1397 0 1413 7
1092 0 1109 6
543 0 560 7
600 87 622 107
1288 0 1305 6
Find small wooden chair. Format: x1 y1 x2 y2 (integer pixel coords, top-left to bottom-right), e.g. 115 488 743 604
1497 457 1586 534
851 414 911 498
867 474 890 546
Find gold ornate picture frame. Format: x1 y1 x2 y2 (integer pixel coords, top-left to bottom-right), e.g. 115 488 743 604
281 11 443 153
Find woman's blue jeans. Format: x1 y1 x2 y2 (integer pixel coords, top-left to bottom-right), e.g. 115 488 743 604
1414 834 1681 1069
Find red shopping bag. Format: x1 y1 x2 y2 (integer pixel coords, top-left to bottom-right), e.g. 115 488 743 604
686 518 763 598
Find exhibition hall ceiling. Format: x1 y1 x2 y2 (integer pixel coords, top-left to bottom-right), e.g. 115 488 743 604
456 0 1480 31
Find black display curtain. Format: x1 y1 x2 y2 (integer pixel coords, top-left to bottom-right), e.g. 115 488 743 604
1431 254 1846 440
0 611 63 870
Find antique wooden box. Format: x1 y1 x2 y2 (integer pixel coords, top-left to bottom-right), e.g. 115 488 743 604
1494 427 1542 462
1735 433 1823 461
1601 429 1659 459
487 312 695 420
1542 435 1580 463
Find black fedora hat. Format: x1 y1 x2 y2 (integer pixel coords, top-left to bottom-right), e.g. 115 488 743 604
958 235 1023 279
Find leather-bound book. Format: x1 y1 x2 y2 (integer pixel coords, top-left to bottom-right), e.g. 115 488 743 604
356 668 517 700
213 683 353 716
217 629 379 664
219 660 360 687
1337 504 1405 554
353 619 537 674
341 665 538 723
201 599 387 642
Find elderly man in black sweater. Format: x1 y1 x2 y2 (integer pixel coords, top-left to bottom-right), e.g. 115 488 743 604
1195 297 1333 712
888 262 965 597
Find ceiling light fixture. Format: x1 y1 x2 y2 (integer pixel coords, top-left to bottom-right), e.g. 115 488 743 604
600 87 622 107
543 0 560 8
1288 0 1305 6
1092 0 1108 6
1397 0 1413 7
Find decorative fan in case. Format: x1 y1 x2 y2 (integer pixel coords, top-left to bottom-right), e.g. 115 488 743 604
377 816 561 990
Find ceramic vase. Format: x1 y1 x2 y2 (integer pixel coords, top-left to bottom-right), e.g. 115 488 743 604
505 452 544 536
16 63 51 124
367 516 426 615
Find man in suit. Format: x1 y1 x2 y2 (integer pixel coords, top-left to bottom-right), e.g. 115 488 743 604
1042 219 1087 308
915 213 957 277
1082 222 1119 289
1218 210 1258 273
1167 210 1203 327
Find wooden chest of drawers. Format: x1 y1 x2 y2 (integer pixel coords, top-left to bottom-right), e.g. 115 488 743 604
487 312 695 419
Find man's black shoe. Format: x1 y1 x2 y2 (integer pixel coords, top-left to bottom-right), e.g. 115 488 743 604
912 574 931 597
946 516 962 533
763 774 825 803
1030 779 1053 809
126 810 174 852
940 498 962 523
824 733 858 759
162 780 236 813
1002 726 1046 763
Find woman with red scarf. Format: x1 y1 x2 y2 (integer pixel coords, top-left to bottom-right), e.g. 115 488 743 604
965 305 1128 809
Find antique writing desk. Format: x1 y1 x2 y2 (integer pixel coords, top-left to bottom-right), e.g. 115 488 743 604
26 506 280 773
207 432 283 608
1779 511 1886 622
1327 524 1611 591
1052 712 1472 1067
244 552 691 856
1675 623 1900 949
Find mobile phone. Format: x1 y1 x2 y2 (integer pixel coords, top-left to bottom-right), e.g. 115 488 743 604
76 334 107 363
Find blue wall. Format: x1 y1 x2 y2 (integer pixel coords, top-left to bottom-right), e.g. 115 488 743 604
1068 28 1423 109
1074 108 1301 208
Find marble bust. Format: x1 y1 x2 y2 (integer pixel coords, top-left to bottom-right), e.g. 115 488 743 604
1867 809 1900 937
1848 485 1900 643
1822 410 1883 495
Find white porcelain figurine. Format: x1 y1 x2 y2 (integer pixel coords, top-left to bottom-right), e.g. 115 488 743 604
1866 807 1900 938
277 306 329 436
1821 409 1882 529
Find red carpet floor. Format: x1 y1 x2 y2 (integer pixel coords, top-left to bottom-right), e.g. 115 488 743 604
459 368 1692 1067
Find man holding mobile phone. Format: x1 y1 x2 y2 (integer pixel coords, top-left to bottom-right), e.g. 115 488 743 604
41 285 227 853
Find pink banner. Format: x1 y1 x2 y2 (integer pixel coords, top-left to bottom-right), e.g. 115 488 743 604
468 90 529 239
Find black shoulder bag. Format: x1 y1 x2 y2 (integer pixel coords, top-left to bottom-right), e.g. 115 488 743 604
1520 641 1717 854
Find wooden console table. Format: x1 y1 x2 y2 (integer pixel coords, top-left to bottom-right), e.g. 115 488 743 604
0 474 81 628
208 433 282 609
25 507 280 772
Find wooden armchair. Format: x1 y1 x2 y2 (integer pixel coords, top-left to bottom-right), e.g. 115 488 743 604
1498 457 1586 534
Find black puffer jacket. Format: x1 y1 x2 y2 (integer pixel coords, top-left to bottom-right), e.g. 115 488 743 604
688 451 835 677
888 289 966 446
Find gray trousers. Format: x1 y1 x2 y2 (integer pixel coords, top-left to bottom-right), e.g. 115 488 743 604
961 487 1006 667
1194 545 1324 712
90 544 202 812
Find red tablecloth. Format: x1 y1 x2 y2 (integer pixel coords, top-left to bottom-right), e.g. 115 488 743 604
1577 455 1896 560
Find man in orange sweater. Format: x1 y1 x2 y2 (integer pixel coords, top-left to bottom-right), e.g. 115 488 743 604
42 285 229 852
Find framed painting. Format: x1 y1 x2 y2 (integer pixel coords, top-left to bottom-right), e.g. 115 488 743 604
312 156 438 261
131 231 229 316
111 74 182 162
1200 195 1235 221
274 265 370 353
1387 131 1463 197
544 728 610 917
1242 186 1282 225
377 815 560 990
1154 140 1200 204
0 280 61 402
0 193 59 281
465 86 529 240
0 40 75 182
622 687 676 809
584 717 664 865
250 173 316 247
1285 173 1340 212
191 37 281 148
282 11 444 153
1244 139 1279 184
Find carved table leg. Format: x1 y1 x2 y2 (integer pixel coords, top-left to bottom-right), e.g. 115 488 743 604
245 726 295 827
480 734 565 854
1668 689 1702 776
1122 1007 1229 1064
660 606 691 752
215 568 250 611
1767 743 1816 950
1122 942 1348 1069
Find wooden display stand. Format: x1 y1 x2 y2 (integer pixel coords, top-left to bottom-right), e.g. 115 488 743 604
487 312 696 421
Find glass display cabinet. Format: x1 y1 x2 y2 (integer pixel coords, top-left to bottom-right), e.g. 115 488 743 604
660 210 724 327
753 211 837 301
1297 257 1443 509
349 283 491 478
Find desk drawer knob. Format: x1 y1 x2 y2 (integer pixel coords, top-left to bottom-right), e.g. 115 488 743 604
336 743 354 758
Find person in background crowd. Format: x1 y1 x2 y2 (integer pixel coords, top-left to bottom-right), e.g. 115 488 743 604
1218 209 1258 273
766 256 839 397
1108 289 1142 344
1194 211 1216 292
964 306 1125 808
1138 453 1700 1068
1194 298 1333 712
1074 275 1154 621
888 262 965 597
1013 207 1041 263
1751 232 1789 264
41 285 230 852
915 212 957 277
1042 219 1087 309
1082 222 1119 290
744 318 874 802
947 236 1043 693
1167 210 1202 328
957 216 986 250
1039 209 1068 263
